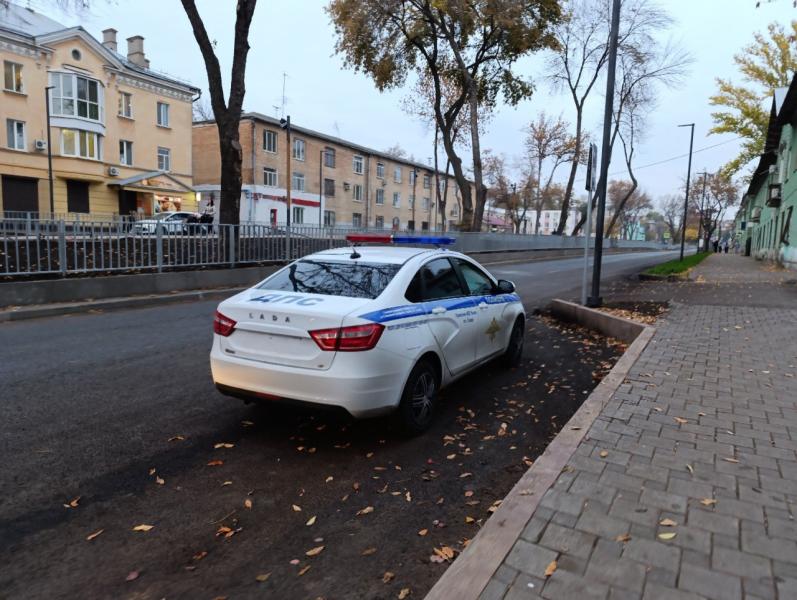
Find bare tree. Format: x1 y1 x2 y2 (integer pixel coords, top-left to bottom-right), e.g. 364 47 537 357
181 0 258 226
660 194 683 244
690 172 739 250
606 180 651 238
523 112 578 234
548 0 678 235
192 95 214 122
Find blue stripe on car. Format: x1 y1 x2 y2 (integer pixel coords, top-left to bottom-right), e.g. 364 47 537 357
359 293 520 324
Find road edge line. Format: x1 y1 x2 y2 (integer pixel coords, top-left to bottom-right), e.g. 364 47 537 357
424 303 656 600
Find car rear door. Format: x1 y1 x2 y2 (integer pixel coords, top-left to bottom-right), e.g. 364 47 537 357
408 257 479 375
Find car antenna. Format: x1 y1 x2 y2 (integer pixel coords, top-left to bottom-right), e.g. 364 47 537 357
349 242 361 260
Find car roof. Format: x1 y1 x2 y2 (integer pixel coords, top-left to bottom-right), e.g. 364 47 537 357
307 245 448 265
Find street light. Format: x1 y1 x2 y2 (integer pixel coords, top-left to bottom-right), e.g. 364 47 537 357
45 85 55 215
677 123 695 261
411 167 419 231
280 115 291 227
318 148 326 228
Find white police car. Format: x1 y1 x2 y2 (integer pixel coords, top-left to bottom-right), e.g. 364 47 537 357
210 234 525 434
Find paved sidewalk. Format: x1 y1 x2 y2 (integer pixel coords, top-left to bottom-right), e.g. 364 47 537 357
438 256 797 600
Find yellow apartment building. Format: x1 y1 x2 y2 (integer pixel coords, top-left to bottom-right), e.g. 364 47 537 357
193 113 465 230
0 2 199 220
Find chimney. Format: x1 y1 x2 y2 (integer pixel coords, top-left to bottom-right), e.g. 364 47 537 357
102 28 117 53
126 35 150 69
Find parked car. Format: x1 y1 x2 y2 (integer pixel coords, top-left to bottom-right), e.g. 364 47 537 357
129 212 198 235
210 235 525 434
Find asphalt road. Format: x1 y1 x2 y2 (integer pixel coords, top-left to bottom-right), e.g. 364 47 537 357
0 249 675 599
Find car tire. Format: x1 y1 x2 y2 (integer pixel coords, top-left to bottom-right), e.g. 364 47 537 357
395 359 439 436
502 317 525 368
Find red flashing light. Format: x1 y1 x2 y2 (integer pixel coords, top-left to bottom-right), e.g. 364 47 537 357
345 234 392 243
309 323 385 351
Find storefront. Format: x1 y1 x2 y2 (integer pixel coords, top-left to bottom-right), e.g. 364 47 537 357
110 171 196 217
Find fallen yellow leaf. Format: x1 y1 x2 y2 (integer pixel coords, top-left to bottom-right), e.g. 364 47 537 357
382 571 395 583
298 565 311 576
207 460 224 467
398 588 411 599
721 457 739 463
599 450 609 458
700 498 717 506
659 518 677 527
255 572 271 582
132 524 154 532
658 532 677 540
214 442 235 449
291 504 302 512
405 491 412 502
325 476 334 483
356 506 374 516
418 529 428 536
306 516 316 526
155 476 165 485
362 547 377 556
244 498 253 509
305 545 325 557
674 417 688 425
86 529 104 541
168 435 185 442
544 560 557 577
615 533 631 542
465 516 475 524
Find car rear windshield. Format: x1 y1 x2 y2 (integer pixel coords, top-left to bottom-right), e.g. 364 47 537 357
258 260 402 299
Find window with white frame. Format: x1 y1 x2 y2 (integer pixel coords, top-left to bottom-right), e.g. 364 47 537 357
157 146 171 171
324 210 336 226
394 166 402 183
409 194 415 207
352 183 363 201
352 212 362 228
353 155 364 175
293 138 305 161
375 216 384 229
156 102 170 127
6 119 25 150
292 206 304 224
263 129 277 153
423 174 431 188
118 92 132 118
292 171 305 191
324 147 336 167
50 72 103 122
393 192 400 208
376 188 384 205
409 169 416 185
4 61 23 93
62 129 100 160
423 197 430 211
376 162 385 178
119 140 133 165
264 167 278 187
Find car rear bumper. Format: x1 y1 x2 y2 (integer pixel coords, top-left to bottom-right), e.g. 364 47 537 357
210 341 409 418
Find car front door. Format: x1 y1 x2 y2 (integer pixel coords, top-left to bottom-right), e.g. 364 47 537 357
451 258 506 362
406 257 479 375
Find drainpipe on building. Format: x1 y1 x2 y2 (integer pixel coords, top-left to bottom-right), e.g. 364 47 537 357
250 120 256 223
365 155 371 228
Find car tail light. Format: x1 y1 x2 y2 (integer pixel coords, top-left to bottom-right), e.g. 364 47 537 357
213 310 236 337
309 323 385 352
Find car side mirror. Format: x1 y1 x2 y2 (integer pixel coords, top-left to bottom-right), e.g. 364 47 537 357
495 279 515 294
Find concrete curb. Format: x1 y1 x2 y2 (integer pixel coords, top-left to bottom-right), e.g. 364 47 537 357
0 288 242 323
424 302 656 600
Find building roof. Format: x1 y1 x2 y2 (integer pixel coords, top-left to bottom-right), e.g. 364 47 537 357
195 111 471 180
0 1 198 94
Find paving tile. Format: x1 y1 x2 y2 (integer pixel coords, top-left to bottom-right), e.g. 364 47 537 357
504 540 558 579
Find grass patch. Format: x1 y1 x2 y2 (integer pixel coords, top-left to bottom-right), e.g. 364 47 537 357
644 252 710 276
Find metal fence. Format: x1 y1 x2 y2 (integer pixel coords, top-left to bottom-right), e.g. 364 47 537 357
0 218 665 278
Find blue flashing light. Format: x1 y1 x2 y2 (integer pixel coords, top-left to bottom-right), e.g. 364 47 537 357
392 235 457 245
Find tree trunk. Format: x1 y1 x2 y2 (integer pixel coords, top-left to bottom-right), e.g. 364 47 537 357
556 107 583 234
218 123 243 225
467 79 487 232
438 120 472 228
433 122 441 231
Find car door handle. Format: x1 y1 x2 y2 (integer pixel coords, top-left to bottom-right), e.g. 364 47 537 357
431 306 447 314
478 302 489 310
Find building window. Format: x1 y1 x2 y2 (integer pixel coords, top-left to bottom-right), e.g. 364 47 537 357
50 72 103 122
292 172 305 191
393 192 400 208
376 162 385 178
324 178 335 197
352 212 362 228
6 119 25 151
376 188 384 205
375 216 384 229
293 138 305 161
292 206 304 224
392 217 400 230
352 183 363 201
409 170 416 185
118 92 132 118
409 195 415 207
3 61 23 93
423 174 431 189
394 166 402 183
324 210 336 227
423 197 431 211
264 167 278 187
421 221 429 231
353 155 364 175
62 129 100 160
157 146 171 171
156 102 170 127
263 129 277 153
324 147 336 168
119 140 133 165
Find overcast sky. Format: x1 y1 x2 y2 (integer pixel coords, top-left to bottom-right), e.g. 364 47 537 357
29 0 796 208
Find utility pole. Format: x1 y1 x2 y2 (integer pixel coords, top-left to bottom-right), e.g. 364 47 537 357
411 167 418 231
587 0 620 308
319 148 325 228
678 123 695 261
45 85 55 215
280 115 292 227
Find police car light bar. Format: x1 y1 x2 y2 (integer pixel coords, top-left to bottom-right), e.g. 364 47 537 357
345 234 456 245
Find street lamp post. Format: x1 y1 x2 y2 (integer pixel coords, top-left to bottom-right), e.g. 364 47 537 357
677 123 695 261
411 167 418 231
45 85 55 215
319 148 325 228
696 170 709 251
587 0 621 308
280 115 292 227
